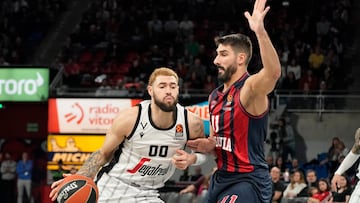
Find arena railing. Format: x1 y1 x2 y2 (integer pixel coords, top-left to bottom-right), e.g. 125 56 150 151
272 89 360 114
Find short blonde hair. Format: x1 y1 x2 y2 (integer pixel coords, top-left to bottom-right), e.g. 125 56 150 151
148 67 179 86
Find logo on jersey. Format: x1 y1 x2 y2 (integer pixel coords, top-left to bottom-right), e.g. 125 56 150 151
127 158 170 176
175 124 184 140
140 121 148 129
215 136 232 152
223 94 233 111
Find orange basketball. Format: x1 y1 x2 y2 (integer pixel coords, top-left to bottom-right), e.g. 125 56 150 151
56 174 99 203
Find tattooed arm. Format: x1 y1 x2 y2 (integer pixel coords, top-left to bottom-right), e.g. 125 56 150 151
331 128 360 189
49 106 139 201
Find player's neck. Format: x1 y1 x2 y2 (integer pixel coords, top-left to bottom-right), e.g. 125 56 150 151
223 69 247 92
150 106 175 129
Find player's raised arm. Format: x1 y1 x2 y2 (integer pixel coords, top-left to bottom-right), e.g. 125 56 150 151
243 0 281 96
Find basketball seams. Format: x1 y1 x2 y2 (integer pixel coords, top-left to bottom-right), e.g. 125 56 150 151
57 174 98 203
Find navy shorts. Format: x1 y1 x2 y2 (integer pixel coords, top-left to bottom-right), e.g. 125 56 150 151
205 168 272 203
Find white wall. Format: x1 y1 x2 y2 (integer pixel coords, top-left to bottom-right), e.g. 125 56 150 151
291 113 359 162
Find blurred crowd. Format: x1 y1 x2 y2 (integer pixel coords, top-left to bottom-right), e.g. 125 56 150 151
50 0 354 95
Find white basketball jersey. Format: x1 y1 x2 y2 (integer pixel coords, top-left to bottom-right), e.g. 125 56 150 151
97 100 189 191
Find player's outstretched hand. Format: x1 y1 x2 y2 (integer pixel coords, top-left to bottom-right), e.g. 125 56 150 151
187 137 216 153
244 0 269 35
49 173 72 201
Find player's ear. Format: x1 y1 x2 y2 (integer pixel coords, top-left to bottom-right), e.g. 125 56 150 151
147 85 153 96
237 53 247 65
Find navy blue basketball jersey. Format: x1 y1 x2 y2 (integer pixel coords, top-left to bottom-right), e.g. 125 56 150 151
209 73 269 172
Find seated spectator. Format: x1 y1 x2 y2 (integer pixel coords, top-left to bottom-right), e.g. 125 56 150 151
282 170 307 203
295 169 319 202
305 169 318 188
327 137 348 175
307 178 332 203
270 166 286 203
330 174 352 203
275 156 287 174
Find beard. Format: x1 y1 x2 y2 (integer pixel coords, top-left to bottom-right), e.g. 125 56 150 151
217 64 237 83
154 95 178 112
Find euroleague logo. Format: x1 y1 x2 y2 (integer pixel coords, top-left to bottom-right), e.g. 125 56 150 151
174 124 184 140
65 102 84 124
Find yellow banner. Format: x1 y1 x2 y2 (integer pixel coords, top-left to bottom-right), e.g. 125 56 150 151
47 135 105 171
48 135 105 152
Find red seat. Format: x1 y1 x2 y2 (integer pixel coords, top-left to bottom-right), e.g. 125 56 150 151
78 51 93 63
115 63 131 74
94 50 107 62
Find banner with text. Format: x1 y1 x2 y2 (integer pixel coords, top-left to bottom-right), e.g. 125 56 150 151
48 98 142 134
0 68 49 101
47 135 105 170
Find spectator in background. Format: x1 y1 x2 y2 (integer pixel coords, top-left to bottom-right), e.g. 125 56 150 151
281 71 299 91
294 169 320 202
275 156 287 174
299 69 319 92
307 178 332 203
287 58 302 82
305 169 319 188
308 45 325 77
270 166 286 203
277 118 296 163
52 159 68 181
16 152 33 203
282 170 307 203
203 74 217 94
1 152 16 203
327 137 349 175
289 158 304 175
330 174 352 203
267 155 276 171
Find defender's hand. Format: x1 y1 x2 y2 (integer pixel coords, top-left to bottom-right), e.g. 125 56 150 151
244 0 270 35
187 137 216 153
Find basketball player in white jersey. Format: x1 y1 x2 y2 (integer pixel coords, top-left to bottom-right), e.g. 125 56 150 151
331 128 360 203
49 67 207 203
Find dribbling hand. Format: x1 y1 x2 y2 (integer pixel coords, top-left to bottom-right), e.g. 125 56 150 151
49 173 72 201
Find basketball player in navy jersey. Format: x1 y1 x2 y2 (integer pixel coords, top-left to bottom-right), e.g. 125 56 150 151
49 67 207 203
187 0 281 202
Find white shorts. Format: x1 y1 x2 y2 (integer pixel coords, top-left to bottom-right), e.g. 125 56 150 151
96 173 164 203
349 182 360 203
